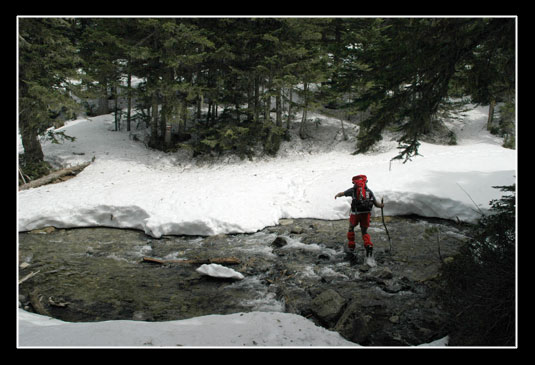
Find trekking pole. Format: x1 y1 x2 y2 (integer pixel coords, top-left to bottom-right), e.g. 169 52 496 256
381 197 392 253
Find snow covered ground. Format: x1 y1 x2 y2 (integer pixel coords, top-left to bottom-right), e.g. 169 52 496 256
17 105 516 238
18 309 359 347
17 104 516 347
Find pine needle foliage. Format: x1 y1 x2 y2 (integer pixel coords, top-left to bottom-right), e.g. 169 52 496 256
439 185 516 346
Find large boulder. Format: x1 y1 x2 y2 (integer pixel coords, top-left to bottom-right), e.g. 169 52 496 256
310 289 346 325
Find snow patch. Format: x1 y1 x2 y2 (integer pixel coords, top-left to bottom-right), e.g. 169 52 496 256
18 309 358 347
196 263 245 280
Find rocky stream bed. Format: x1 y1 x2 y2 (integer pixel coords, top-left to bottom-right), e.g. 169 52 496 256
18 216 471 346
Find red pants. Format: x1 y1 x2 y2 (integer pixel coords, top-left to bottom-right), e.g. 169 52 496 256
347 213 372 249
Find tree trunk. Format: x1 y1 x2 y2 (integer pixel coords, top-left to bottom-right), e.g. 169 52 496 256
180 99 187 134
264 76 271 123
207 100 213 126
19 162 91 190
487 99 496 131
247 75 254 120
150 86 159 147
126 69 132 132
299 82 308 139
286 87 293 130
196 95 202 124
113 85 119 131
161 102 168 146
233 74 240 122
254 75 260 122
20 125 44 163
276 86 282 127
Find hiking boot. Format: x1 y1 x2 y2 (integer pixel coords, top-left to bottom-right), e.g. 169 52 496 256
365 246 373 258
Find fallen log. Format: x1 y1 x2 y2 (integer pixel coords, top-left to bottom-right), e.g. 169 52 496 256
142 256 241 265
28 289 50 317
19 270 40 285
19 161 91 191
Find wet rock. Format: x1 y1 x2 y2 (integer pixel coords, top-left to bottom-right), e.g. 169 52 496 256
276 285 310 315
310 289 346 325
373 267 393 280
334 291 389 345
316 253 330 261
271 236 288 248
278 219 294 226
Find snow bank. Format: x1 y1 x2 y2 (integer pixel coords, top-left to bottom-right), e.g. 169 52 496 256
18 307 451 347
18 308 358 347
17 106 516 238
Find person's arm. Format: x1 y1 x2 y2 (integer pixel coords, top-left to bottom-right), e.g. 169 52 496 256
334 192 345 199
368 188 384 208
374 197 384 208
335 188 352 199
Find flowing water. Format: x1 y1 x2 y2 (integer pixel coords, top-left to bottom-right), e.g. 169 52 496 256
18 216 472 345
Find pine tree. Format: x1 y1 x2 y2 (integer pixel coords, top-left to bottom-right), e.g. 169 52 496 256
451 18 515 132
19 18 81 164
440 185 515 345
77 19 123 118
280 18 330 139
318 18 372 137
347 18 515 162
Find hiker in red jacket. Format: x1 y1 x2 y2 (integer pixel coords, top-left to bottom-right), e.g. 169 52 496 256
335 175 384 257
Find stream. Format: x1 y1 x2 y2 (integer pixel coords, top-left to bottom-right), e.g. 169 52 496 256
18 216 471 346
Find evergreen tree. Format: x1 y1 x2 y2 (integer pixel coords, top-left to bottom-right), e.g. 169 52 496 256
77 19 124 118
19 18 81 164
20 17 514 162
281 18 330 139
440 185 516 345
451 18 515 132
318 18 372 135
348 18 515 162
